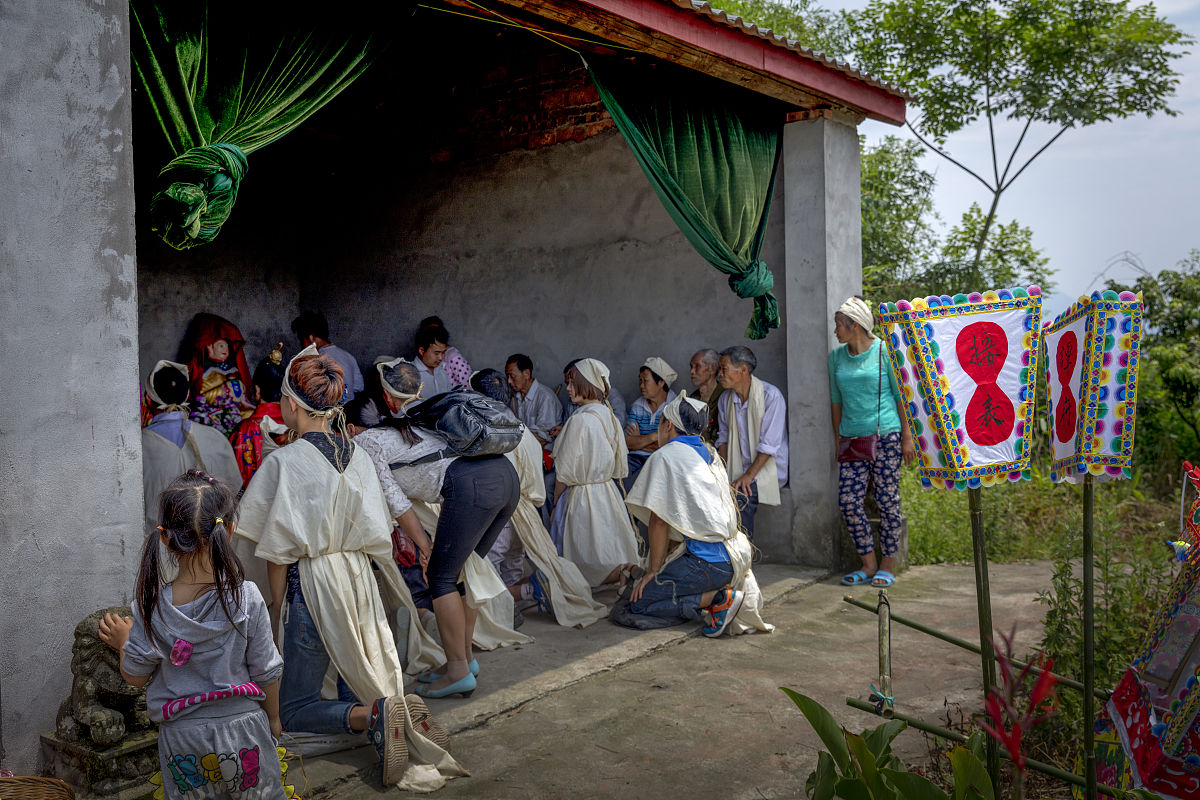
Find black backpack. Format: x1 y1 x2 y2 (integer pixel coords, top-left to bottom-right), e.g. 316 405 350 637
388 390 524 468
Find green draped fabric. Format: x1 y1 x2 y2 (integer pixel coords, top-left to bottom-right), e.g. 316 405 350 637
588 60 783 339
131 1 379 248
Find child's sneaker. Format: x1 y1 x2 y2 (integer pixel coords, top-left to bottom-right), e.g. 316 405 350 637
368 695 408 786
701 589 744 638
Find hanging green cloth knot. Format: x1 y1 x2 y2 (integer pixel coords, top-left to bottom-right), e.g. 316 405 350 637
728 260 775 299
149 143 248 250
729 262 779 339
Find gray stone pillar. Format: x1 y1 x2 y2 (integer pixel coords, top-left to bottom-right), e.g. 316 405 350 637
0 0 141 771
780 113 863 568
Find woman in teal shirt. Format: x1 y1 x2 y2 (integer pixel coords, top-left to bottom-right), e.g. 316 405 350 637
828 297 915 587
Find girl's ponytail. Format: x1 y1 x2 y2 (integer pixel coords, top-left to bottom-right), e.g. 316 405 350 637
141 470 245 641
135 525 163 641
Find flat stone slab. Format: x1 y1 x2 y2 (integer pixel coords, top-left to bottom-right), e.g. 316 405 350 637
277 564 826 797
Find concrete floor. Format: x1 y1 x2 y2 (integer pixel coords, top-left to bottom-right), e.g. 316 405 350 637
295 561 1054 799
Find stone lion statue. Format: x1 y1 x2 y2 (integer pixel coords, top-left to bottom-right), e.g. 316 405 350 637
56 606 153 745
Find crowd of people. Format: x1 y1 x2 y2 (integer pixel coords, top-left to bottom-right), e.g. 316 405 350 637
109 299 909 796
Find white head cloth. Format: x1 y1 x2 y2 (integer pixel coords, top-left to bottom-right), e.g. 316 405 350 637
574 358 610 395
642 356 678 387
145 360 190 409
662 391 709 434
281 343 340 417
838 297 875 334
376 356 424 405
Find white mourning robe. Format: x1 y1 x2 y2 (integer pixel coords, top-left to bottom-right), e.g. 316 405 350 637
555 402 640 587
141 418 241 533
625 439 773 635
236 439 466 791
505 428 606 627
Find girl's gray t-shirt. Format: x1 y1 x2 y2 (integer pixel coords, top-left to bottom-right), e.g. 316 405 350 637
123 580 283 724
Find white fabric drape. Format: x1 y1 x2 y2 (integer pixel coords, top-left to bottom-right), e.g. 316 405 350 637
555 403 640 587
236 440 465 791
626 440 773 634
505 429 606 627
142 423 241 534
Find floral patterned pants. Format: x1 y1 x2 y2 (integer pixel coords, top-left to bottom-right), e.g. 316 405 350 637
838 431 903 557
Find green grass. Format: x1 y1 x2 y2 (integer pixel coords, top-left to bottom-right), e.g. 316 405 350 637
902 467 1174 565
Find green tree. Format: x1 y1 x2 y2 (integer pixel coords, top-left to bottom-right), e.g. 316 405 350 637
712 0 849 55
1109 250 1200 481
861 135 940 298
847 0 1192 272
940 203 1053 290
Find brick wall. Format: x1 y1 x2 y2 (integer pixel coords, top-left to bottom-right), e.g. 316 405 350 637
429 48 616 163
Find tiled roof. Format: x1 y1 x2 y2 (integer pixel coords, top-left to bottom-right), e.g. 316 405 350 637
672 0 910 99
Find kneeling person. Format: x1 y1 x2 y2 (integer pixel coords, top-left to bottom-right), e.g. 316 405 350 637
622 394 773 636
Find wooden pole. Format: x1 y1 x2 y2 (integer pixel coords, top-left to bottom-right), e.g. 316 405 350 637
1083 473 1098 800
877 590 894 718
968 486 1000 797
841 595 1109 698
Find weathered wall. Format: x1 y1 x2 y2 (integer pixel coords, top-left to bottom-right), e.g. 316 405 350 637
297 127 788 405
0 0 141 771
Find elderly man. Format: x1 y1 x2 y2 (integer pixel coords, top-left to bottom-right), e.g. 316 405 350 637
506 353 562 447
689 348 724 444
716 346 788 538
291 310 364 404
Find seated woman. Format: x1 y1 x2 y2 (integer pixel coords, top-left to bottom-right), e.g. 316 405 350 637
183 312 256 436
236 346 464 788
549 358 640 589
231 343 289 487
354 358 520 700
620 393 773 636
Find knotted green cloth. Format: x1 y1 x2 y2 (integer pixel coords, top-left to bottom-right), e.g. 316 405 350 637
589 60 783 339
131 0 379 249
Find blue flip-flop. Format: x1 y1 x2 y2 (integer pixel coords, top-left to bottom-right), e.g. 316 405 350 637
871 570 896 587
841 570 870 586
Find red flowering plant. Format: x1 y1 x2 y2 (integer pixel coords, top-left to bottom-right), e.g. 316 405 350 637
980 627 1059 800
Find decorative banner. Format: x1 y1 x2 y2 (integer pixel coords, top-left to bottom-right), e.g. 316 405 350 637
877 287 1043 490
1043 290 1143 483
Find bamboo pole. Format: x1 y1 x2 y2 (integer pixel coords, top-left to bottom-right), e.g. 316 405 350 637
968 486 1001 797
877 590 894 718
841 595 1111 699
1083 473 1098 800
844 698 1124 798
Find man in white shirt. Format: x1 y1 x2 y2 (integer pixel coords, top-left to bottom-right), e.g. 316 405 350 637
414 326 452 396
716 346 788 538
505 353 562 447
291 311 365 405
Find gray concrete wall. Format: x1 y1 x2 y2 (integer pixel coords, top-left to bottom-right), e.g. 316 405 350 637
0 0 142 772
298 128 788 407
779 116 864 567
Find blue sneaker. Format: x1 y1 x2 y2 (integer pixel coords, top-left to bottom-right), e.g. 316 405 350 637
368 696 408 786
530 571 552 615
702 589 744 638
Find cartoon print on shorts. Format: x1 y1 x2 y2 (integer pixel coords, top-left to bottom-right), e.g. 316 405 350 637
218 752 243 791
200 754 223 784
170 754 206 791
239 745 261 791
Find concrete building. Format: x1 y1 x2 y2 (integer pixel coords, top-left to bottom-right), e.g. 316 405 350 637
0 0 904 772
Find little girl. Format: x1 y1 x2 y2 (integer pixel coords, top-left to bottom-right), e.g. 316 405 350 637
99 470 286 799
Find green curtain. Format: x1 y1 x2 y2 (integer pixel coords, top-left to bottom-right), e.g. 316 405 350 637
588 60 783 339
131 1 380 249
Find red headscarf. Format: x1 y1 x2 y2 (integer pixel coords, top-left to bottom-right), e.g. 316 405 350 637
183 312 253 396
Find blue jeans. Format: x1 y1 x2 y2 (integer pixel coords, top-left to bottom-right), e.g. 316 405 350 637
279 597 361 735
737 480 759 538
629 553 734 621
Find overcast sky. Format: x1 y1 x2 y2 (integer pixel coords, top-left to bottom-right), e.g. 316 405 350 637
824 0 1200 311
